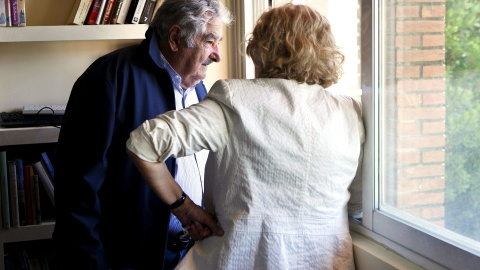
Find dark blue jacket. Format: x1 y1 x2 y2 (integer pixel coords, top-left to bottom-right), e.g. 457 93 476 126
53 28 207 270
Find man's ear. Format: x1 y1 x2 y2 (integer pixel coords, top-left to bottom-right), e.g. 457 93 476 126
167 25 182 52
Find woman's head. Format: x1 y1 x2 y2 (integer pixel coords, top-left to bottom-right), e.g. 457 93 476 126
246 4 344 88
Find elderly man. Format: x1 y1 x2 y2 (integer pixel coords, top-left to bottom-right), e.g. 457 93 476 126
52 1 232 269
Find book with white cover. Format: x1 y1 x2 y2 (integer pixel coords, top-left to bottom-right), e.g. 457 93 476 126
131 0 145 24
32 161 54 207
0 0 6 26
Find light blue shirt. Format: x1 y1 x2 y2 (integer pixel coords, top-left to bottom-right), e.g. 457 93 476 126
158 51 209 236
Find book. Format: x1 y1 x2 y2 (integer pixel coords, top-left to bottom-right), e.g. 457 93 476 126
29 166 37 225
94 0 107 24
0 151 10 229
15 159 27 226
40 152 54 181
139 0 156 24
101 0 116 24
16 0 24 26
23 165 32 225
115 0 131 24
5 0 11 26
66 0 94 25
151 0 163 20
7 161 19 228
124 0 138 24
9 0 17 26
130 0 146 24
86 0 105 25
33 175 41 224
109 0 124 24
32 161 54 207
0 0 6 27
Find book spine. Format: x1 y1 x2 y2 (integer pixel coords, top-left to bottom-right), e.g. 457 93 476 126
87 0 103 25
23 165 32 225
8 161 19 228
32 161 55 207
29 166 37 225
115 0 131 24
33 175 41 224
9 0 17 26
101 0 116 24
5 0 11 26
151 0 163 20
124 0 138 24
75 0 94 25
94 0 107 25
40 152 54 181
109 0 123 24
0 0 6 27
131 0 146 24
15 159 26 226
16 0 24 26
139 0 156 24
0 151 10 229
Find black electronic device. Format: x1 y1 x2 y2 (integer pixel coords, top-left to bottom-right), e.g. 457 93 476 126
0 111 63 128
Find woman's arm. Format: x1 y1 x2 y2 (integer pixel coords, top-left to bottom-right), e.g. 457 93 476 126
127 148 224 239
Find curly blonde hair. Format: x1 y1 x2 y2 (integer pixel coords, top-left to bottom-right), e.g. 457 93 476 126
246 4 344 88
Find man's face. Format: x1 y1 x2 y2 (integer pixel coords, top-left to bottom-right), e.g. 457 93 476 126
175 18 224 89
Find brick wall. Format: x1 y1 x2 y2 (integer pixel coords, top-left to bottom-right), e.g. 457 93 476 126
393 0 446 227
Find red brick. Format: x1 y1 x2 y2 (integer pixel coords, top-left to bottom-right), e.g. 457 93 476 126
422 5 445 18
397 192 444 207
397 6 420 18
423 65 445 77
423 121 445 134
398 107 445 120
397 66 420 78
396 35 421 47
398 179 421 192
402 208 422 217
397 49 445 62
397 135 445 149
397 79 445 91
398 151 421 164
422 206 445 219
396 21 444 33
432 220 445 227
423 35 445 47
397 94 421 106
423 93 445 105
422 150 445 163
422 177 445 191
397 122 421 135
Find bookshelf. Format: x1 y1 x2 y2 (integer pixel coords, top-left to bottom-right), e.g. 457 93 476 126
0 1 146 269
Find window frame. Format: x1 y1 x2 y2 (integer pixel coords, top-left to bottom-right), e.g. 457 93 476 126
355 0 480 269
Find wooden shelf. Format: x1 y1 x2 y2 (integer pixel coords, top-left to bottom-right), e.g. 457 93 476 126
0 222 55 244
0 24 148 42
0 126 60 146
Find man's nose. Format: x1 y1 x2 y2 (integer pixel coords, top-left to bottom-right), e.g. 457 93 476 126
210 43 222 63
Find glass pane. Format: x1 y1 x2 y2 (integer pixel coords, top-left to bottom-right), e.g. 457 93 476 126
270 0 361 97
379 0 480 254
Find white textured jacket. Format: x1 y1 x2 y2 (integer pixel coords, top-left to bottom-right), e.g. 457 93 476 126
127 78 365 270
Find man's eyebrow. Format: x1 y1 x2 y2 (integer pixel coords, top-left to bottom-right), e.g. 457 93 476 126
204 32 223 41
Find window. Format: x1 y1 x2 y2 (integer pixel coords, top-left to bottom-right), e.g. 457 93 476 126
359 0 480 268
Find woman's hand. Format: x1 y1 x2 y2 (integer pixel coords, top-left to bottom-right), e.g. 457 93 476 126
172 196 224 240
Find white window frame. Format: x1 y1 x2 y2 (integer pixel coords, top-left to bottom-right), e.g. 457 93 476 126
353 0 480 269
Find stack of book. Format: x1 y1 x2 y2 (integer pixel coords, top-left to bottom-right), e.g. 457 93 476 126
0 0 27 27
66 0 165 26
0 151 55 229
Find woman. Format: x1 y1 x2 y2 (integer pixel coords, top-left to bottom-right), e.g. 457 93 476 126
127 4 364 269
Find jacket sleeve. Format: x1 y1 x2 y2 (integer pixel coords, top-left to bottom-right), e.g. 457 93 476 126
53 68 117 269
